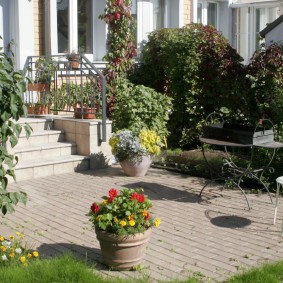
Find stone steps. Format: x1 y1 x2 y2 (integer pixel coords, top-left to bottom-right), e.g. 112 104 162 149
9 117 90 182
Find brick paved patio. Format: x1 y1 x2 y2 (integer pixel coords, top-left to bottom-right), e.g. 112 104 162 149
1 165 283 282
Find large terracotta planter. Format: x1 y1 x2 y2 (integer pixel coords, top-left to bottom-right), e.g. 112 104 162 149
95 228 152 270
120 155 153 177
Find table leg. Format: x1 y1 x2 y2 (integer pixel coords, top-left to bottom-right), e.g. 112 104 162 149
274 182 280 225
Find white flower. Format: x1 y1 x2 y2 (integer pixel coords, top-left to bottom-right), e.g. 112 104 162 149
1 255 8 261
2 240 11 248
15 248 22 254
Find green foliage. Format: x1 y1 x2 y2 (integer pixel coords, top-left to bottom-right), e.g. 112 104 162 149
130 24 247 148
110 77 172 139
0 41 32 215
109 129 163 162
99 0 137 81
246 42 283 124
0 232 39 266
34 56 57 83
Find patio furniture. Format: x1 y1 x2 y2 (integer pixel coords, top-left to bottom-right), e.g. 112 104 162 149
199 112 283 210
274 176 283 236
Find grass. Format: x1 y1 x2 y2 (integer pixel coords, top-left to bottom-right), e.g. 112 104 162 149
1 253 283 283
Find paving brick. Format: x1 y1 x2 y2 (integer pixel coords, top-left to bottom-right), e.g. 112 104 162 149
2 166 283 282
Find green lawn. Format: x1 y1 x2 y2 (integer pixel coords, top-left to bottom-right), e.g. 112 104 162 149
1 254 283 283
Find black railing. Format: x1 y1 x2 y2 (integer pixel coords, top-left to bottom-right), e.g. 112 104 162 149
23 54 107 142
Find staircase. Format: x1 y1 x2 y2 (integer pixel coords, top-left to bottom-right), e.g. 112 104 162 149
8 117 90 182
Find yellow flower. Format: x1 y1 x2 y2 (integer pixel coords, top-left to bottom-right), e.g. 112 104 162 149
114 217 119 223
32 251 39 257
19 256 26 263
101 200 108 205
27 253 32 258
23 262 28 267
154 218 161 227
9 235 15 240
16 232 25 238
129 220 135 227
9 252 15 258
0 245 7 252
128 215 134 221
120 220 126 227
142 210 148 216
0 236 4 242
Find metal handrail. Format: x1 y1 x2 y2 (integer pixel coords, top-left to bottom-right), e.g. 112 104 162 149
23 54 107 142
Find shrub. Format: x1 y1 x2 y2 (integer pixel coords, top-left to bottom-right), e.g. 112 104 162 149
110 77 172 140
246 42 283 125
130 24 247 148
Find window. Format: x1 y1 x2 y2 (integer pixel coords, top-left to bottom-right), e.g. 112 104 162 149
207 2 217 26
197 3 203 23
57 0 69 53
197 1 218 28
56 0 93 54
152 0 165 30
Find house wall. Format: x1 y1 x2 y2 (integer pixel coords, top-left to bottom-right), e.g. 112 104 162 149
183 0 192 25
265 22 283 46
33 0 45 56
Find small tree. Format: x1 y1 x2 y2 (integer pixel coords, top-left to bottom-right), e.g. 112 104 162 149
0 42 32 215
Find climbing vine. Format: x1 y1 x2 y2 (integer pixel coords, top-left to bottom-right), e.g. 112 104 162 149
0 40 32 215
99 0 137 81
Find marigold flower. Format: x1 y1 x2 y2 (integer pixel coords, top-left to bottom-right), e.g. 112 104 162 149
0 236 4 242
154 218 161 227
0 245 7 252
128 215 134 221
19 256 26 263
91 202 100 214
129 220 135 226
32 251 39 257
120 220 126 227
9 252 15 258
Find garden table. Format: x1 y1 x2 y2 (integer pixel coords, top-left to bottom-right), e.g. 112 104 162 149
199 113 283 210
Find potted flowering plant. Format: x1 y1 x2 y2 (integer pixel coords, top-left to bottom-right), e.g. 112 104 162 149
87 187 160 270
109 129 163 176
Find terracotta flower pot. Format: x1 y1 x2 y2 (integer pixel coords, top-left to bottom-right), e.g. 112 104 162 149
74 107 96 119
95 228 152 270
120 155 153 177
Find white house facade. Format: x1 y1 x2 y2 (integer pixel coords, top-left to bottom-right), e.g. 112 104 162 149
0 0 282 69
193 0 283 62
0 0 185 69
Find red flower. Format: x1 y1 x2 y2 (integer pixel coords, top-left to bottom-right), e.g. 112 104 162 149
91 202 100 214
144 212 150 220
109 188 118 199
131 192 145 203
